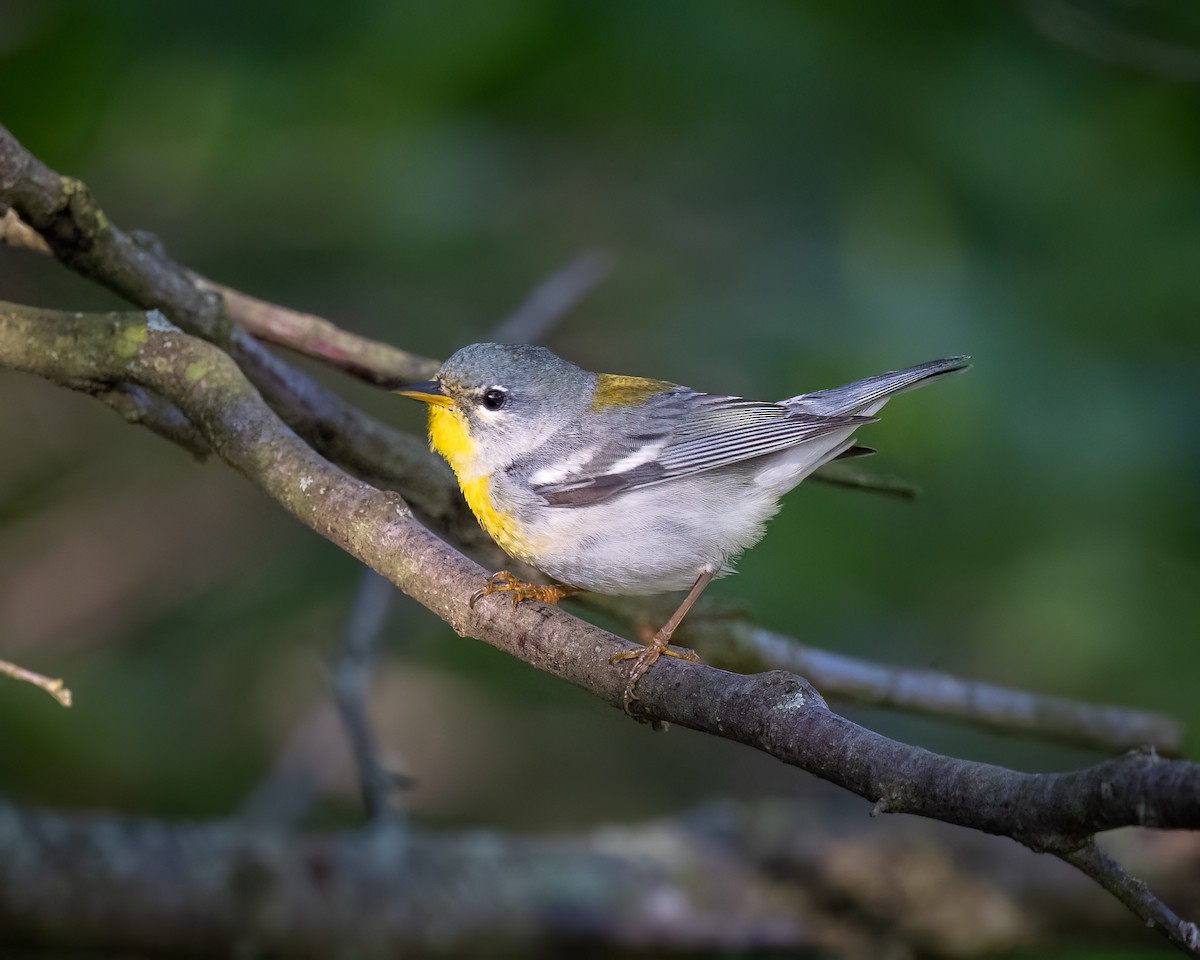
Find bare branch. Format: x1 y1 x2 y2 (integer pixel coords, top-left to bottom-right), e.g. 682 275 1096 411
0 657 71 707
190 273 440 385
489 248 614 345
6 797 1184 956
584 594 1183 756
238 577 407 827
1062 839 1200 955
802 458 919 499
333 568 405 821
685 617 1184 755
228 327 477 536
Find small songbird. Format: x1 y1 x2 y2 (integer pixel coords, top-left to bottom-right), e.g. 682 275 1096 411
398 344 968 711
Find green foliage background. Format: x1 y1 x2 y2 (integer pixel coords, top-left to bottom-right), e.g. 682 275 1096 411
0 2 1198 945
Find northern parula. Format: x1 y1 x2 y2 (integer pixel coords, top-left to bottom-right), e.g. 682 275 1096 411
398 344 967 710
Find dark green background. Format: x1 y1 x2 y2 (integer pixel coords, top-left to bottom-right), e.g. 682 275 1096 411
1 2 1198 952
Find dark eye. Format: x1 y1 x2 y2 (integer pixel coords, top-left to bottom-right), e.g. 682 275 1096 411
481 387 507 411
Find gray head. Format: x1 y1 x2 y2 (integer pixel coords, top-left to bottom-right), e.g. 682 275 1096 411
438 343 589 404
398 343 594 477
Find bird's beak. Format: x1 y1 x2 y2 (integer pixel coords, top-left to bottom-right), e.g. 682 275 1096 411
394 379 454 407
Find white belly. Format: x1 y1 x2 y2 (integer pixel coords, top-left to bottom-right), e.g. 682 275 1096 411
498 429 859 594
516 471 781 594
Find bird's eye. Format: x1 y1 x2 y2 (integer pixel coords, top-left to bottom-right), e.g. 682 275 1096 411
481 387 507 411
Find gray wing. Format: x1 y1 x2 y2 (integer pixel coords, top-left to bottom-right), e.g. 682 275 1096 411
533 389 872 507
788 356 970 416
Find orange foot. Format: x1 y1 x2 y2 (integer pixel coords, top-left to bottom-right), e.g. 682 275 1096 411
469 570 578 609
610 629 700 715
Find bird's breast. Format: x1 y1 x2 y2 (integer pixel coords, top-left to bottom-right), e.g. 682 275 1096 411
459 475 532 558
428 405 533 560
428 404 475 477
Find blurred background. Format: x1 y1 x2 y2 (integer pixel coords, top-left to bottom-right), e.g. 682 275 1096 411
1 0 1198 921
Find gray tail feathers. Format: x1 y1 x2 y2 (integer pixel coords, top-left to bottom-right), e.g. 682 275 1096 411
786 356 970 417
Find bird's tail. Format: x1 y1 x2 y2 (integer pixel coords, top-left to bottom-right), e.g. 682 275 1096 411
785 356 970 417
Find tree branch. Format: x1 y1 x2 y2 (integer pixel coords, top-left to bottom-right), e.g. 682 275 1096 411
190 273 440 385
1063 840 1200 954
6 797 1188 956
587 594 1183 755
238 571 407 828
685 616 1184 755
2 300 1199 951
333 568 405 821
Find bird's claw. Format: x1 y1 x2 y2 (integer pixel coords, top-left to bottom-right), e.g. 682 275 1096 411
469 571 576 609
611 640 699 714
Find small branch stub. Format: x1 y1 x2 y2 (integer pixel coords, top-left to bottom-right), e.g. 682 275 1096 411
0 658 72 707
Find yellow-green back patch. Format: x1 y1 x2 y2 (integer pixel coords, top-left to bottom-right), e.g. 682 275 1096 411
591 373 675 411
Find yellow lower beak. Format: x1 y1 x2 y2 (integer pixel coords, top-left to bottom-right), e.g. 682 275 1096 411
394 380 454 407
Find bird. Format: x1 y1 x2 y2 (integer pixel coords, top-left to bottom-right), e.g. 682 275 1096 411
397 343 968 712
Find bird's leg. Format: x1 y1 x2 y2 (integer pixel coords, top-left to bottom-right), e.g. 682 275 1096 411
469 570 579 609
611 569 714 714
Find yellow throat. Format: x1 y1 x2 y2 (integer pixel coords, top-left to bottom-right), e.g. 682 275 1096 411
427 404 528 557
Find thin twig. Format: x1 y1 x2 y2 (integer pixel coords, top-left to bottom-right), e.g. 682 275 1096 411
685 617 1184 755
190 273 439 386
489 248 614 345
802 459 919 499
196 250 613 385
240 575 410 827
0 658 72 707
333 568 405 821
1061 840 1200 954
